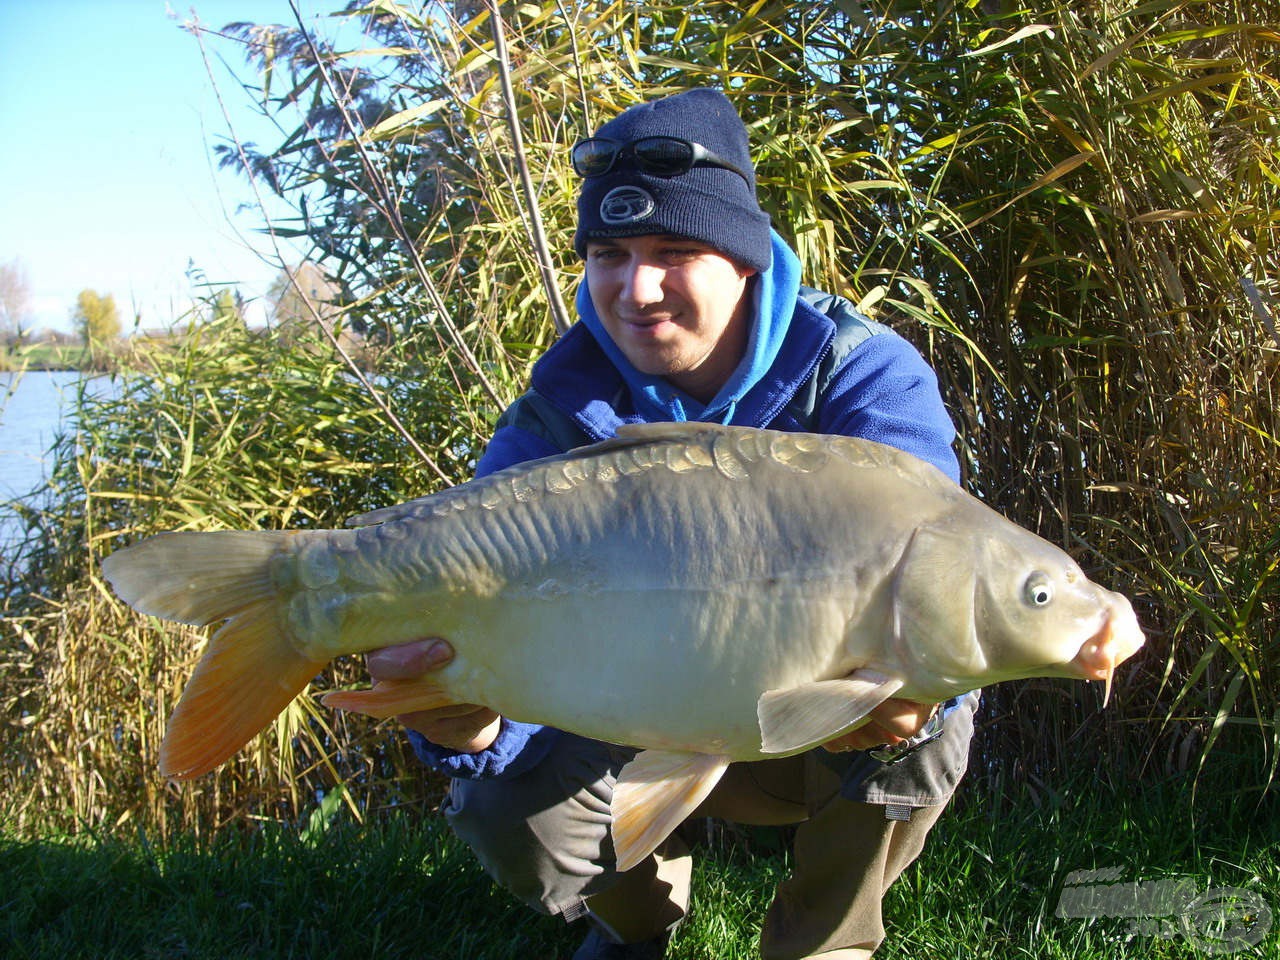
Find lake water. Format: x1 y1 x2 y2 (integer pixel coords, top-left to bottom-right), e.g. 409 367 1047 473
0 370 107 560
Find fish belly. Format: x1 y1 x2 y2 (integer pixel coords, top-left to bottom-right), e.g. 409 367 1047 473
442 583 858 758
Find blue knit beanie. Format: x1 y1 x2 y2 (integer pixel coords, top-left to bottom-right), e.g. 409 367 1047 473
573 88 772 273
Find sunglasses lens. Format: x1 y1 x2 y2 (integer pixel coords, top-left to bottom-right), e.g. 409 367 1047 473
632 137 694 176
572 139 615 177
572 137 711 178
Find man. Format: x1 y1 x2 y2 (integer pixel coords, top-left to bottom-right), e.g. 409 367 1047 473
368 88 978 959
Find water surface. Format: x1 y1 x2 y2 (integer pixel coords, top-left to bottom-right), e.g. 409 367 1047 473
1 370 110 561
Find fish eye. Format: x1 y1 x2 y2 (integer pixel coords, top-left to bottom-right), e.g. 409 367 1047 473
1024 574 1054 607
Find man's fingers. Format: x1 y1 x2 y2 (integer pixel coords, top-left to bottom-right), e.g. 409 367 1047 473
822 724 900 754
402 707 501 753
362 640 499 753
821 699 940 753
397 704 487 731
365 638 454 680
867 699 936 741
416 702 490 720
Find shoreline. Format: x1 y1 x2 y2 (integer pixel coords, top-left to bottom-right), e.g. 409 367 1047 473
2 344 102 374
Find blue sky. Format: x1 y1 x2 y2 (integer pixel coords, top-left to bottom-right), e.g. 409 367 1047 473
0 1 338 334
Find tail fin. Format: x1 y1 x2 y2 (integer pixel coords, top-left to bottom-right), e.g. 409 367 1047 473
102 531 327 780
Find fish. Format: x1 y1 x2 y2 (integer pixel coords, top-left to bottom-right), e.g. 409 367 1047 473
102 422 1144 870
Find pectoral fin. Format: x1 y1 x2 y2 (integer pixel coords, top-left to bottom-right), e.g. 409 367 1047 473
322 679 459 719
757 669 906 755
612 750 731 873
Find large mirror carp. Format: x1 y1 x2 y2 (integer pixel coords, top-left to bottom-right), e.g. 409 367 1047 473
103 422 1144 869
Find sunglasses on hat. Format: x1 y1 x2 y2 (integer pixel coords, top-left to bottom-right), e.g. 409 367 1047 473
571 136 752 186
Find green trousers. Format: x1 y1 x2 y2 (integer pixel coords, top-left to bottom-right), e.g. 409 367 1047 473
444 734 960 958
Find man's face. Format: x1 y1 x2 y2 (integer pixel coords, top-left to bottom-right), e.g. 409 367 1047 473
584 234 757 403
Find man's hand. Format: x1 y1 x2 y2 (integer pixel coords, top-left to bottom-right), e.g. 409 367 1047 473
822 698 939 753
365 639 501 753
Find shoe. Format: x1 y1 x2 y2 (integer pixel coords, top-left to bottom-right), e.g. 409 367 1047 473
570 925 671 960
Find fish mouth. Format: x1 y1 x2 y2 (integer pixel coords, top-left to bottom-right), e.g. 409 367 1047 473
1066 600 1146 706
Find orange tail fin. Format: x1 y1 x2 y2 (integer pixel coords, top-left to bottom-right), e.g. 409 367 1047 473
160 601 327 779
103 531 326 780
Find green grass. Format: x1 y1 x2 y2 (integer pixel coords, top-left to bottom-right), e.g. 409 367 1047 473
5 771 1276 959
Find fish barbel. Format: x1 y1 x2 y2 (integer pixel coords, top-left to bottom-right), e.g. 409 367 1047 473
102 422 1144 869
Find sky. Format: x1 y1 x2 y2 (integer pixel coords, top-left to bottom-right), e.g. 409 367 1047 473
0 1 342 334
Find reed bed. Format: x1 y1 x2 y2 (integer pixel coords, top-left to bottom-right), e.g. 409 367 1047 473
1 318 462 835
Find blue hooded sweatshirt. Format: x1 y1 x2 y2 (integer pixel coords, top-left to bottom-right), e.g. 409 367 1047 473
411 231 960 781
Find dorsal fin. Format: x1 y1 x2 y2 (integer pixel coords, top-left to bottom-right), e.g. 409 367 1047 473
612 421 735 442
